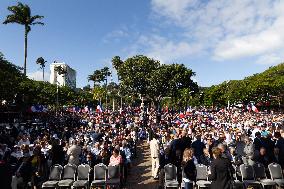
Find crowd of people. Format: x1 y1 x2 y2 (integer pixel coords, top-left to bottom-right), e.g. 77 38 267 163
148 108 284 189
0 108 144 189
0 106 284 189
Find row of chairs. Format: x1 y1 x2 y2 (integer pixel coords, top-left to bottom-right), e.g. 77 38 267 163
163 163 284 189
42 163 121 189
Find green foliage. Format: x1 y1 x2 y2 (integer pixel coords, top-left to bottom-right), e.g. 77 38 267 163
112 55 198 103
0 52 93 108
115 55 160 97
88 66 111 87
54 65 67 76
92 85 106 101
0 53 25 102
3 2 44 33
200 63 284 107
36 57 46 80
3 2 44 75
36 57 46 68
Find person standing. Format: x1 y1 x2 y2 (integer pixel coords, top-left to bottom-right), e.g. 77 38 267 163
243 136 255 165
150 134 160 179
11 152 32 189
51 139 64 165
191 135 205 163
67 140 81 166
208 147 234 189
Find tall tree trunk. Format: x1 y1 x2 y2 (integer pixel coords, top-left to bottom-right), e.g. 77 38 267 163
43 66 45 81
24 27 28 76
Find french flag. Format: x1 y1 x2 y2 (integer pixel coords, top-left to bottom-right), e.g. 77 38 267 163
96 105 102 113
247 105 251 112
252 105 259 113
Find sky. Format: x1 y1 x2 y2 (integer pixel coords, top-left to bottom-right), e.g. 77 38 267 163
1 0 284 88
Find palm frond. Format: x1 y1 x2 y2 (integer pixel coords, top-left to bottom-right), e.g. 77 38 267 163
30 21 44 25
31 15 44 20
4 2 44 27
3 15 19 24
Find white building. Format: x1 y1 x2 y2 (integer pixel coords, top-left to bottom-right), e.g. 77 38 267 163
50 62 76 89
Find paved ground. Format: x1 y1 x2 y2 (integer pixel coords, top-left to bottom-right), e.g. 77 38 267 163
124 141 159 189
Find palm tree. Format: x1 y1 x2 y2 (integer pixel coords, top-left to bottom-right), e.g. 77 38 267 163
101 66 111 86
36 57 46 81
3 2 44 76
54 65 67 76
88 70 104 87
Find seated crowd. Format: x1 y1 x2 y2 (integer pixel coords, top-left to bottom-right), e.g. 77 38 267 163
0 108 142 189
0 106 284 189
146 109 284 189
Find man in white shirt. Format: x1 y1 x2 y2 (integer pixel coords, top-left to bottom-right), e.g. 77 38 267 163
150 134 160 179
67 140 82 166
17 134 30 147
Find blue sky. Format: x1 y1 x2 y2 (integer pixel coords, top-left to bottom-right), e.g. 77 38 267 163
1 0 284 88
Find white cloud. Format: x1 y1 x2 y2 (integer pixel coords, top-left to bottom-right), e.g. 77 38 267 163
213 27 284 60
256 53 283 65
128 34 203 63
102 28 129 43
27 70 50 81
148 0 284 63
151 0 199 22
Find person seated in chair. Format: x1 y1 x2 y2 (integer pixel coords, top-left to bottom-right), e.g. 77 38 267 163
271 147 284 168
181 148 196 189
253 147 270 168
199 148 212 166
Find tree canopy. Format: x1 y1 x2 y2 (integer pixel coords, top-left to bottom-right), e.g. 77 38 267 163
198 63 284 108
112 55 198 103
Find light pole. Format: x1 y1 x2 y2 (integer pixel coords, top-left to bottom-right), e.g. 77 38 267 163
105 93 108 111
56 81 60 115
118 92 123 113
121 96 123 110
187 90 194 110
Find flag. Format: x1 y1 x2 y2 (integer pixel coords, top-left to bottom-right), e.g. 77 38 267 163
96 105 102 113
83 106 89 113
186 108 190 115
252 105 259 113
247 105 251 112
